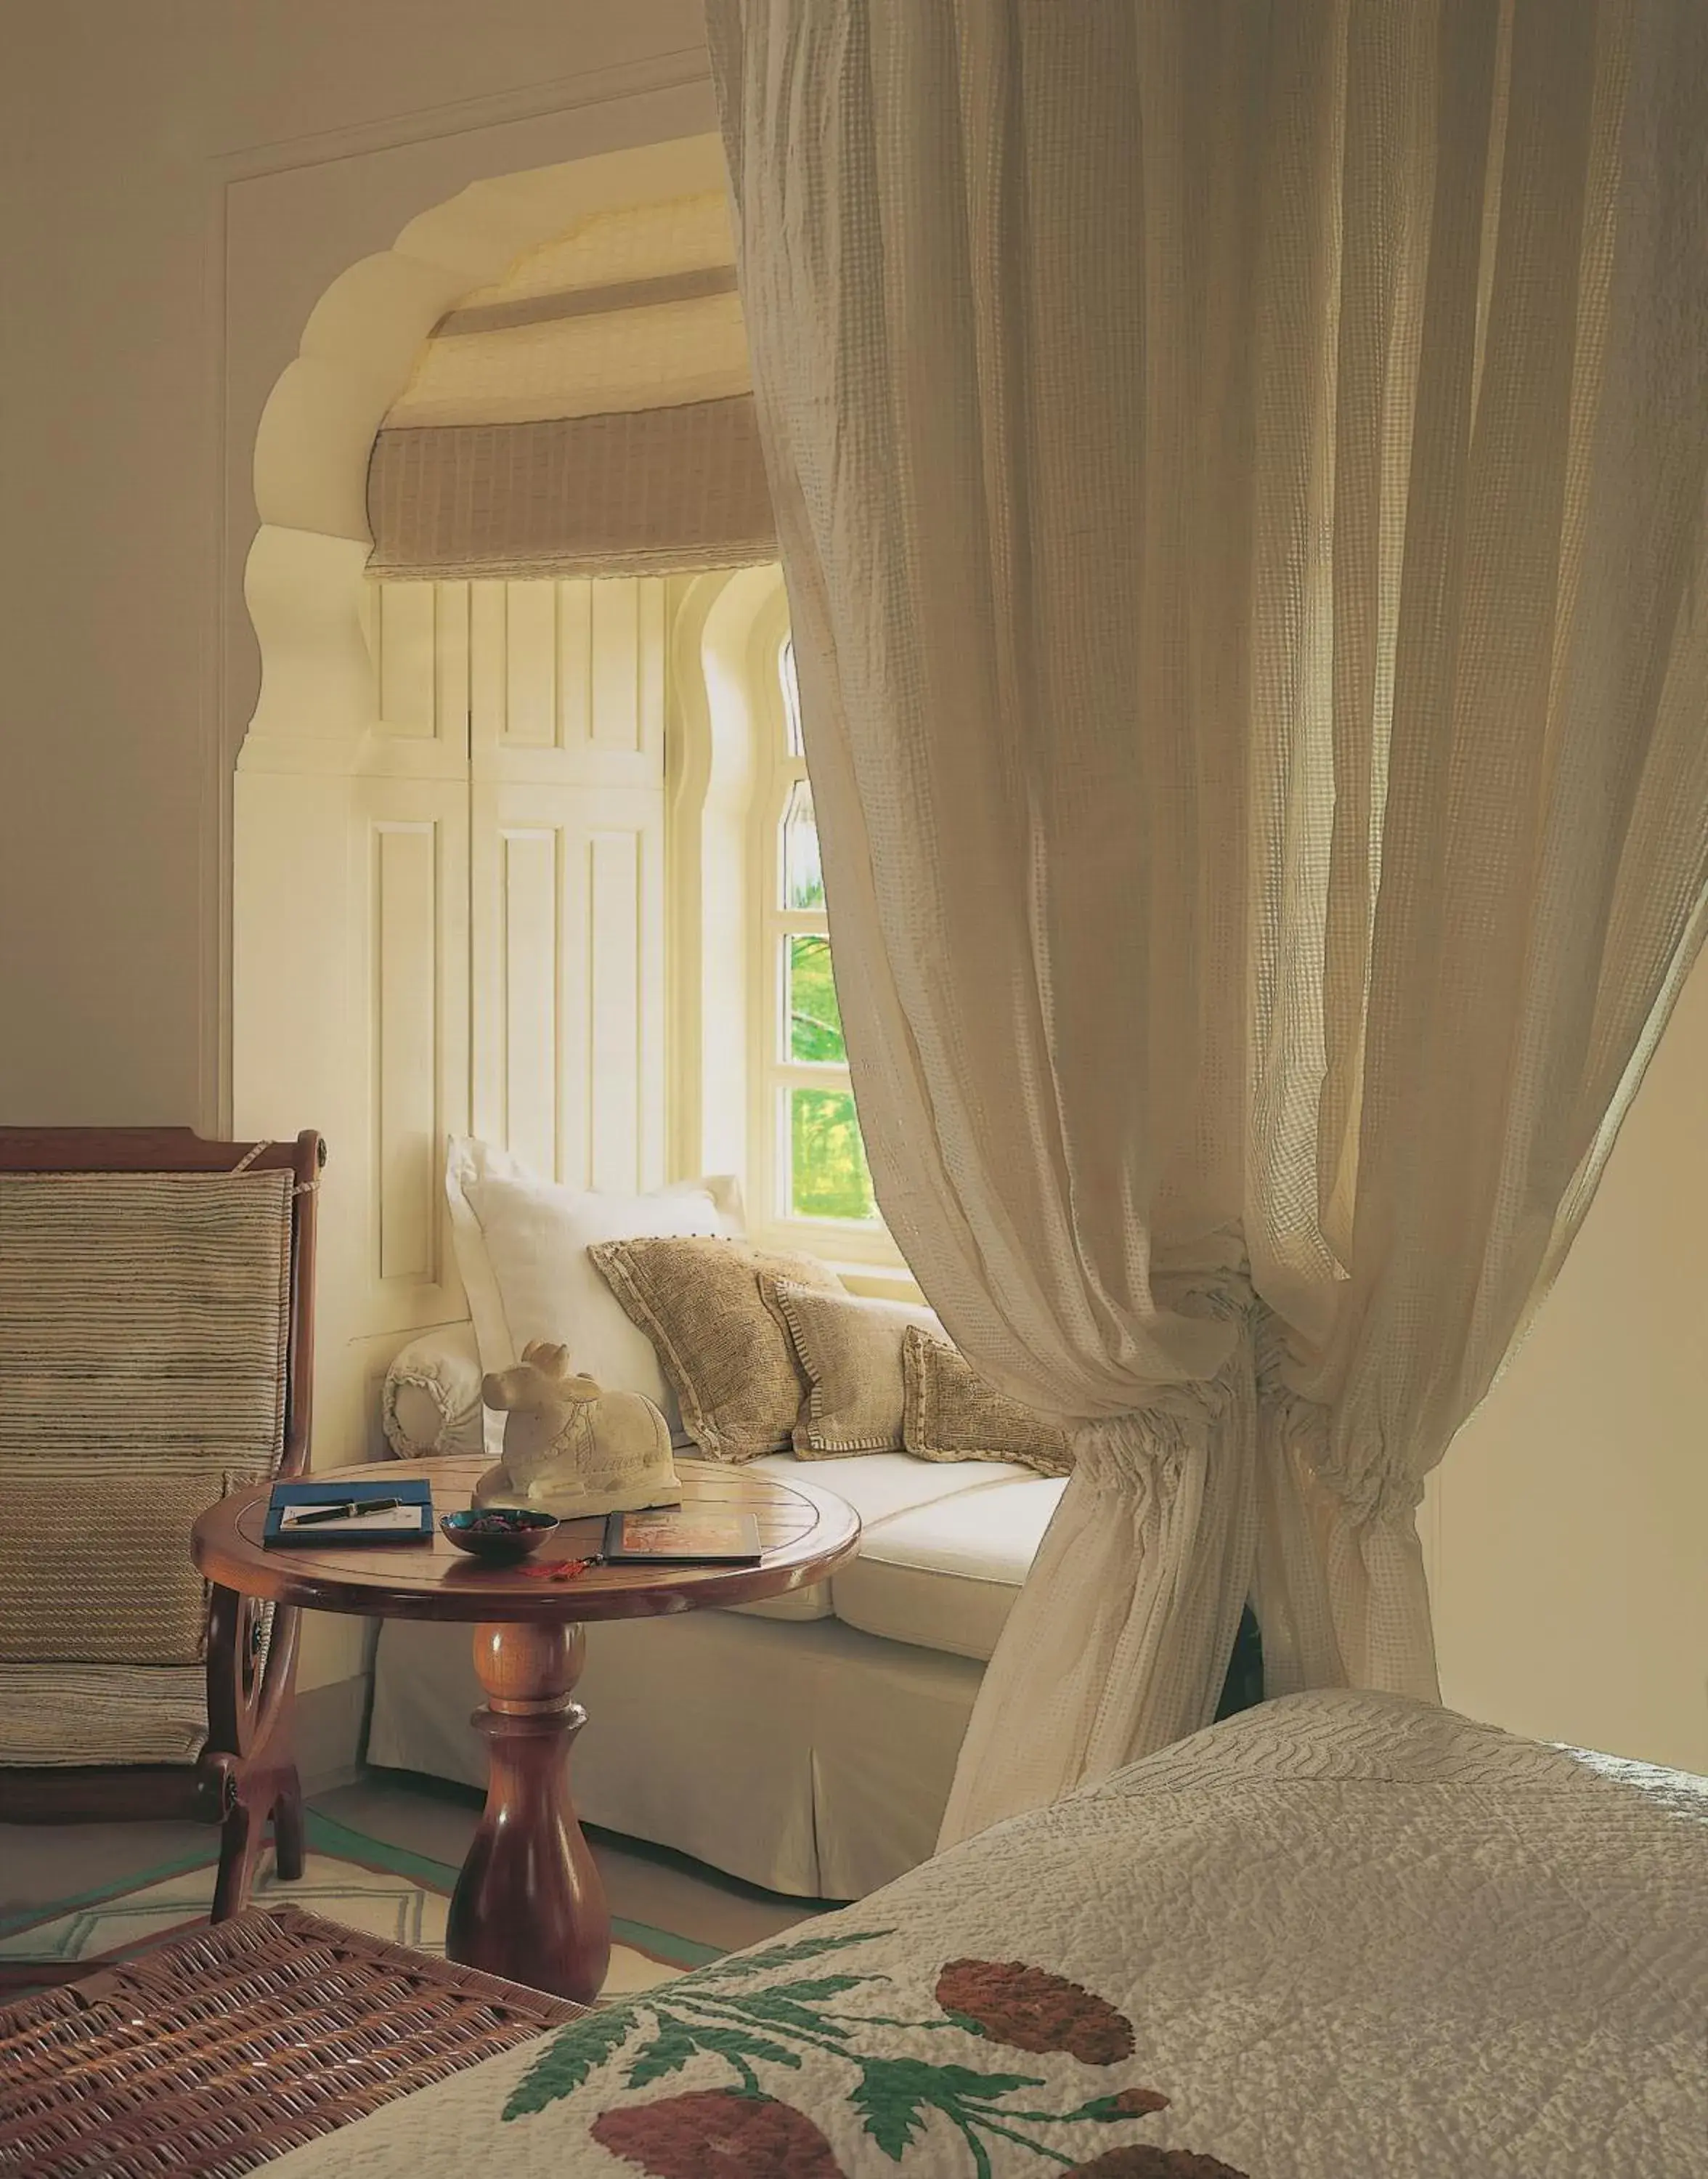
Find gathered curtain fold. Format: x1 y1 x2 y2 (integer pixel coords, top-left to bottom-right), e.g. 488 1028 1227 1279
707 0 1708 1844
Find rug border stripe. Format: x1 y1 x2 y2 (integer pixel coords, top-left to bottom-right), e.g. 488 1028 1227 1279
2 1810 727 1971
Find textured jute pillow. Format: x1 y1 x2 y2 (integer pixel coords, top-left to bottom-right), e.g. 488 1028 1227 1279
765 1280 941 1457
900 1326 1074 1477
589 1238 842 1462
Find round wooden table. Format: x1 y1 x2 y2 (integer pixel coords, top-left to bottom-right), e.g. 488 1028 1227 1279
191 1455 860 2001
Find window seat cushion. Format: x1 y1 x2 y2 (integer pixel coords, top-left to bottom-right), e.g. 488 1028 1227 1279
831 1474 1069 1661
728 1450 1044 1634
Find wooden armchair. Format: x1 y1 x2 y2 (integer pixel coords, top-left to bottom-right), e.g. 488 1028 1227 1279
0 1128 323 1976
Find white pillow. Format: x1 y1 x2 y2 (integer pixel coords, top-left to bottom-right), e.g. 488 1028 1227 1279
444 1138 744 1450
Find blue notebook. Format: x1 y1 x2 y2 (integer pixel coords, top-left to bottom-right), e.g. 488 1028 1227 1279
264 1475 434 1548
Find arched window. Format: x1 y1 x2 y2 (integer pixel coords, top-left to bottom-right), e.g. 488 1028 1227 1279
761 637 879 1233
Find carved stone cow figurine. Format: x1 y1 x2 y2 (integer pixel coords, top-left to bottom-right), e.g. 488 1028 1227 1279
473 1341 683 1519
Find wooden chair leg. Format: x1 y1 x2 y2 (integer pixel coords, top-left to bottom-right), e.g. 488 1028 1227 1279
272 1766 306 1883
205 1586 306 1921
211 1798 260 1923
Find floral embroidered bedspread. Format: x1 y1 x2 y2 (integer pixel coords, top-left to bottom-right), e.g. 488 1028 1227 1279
268 1692 1708 2178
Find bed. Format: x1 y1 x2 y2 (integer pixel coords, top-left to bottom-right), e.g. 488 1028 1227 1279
264 1689 1707 2177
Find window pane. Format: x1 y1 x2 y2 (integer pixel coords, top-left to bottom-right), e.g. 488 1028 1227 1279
781 637 805 757
786 933 847 1063
789 1085 877 1222
781 778 825 909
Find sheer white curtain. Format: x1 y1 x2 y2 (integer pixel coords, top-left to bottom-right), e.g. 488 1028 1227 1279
707 0 1708 1843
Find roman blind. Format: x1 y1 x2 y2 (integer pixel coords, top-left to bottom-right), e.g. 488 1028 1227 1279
367 193 776 580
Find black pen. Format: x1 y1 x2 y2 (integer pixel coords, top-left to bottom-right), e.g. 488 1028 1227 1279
286 1498 404 1526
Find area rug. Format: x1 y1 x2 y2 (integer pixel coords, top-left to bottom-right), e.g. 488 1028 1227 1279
0 1809 723 1995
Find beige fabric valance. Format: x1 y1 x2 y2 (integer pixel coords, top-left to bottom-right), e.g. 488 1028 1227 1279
367 193 776 579
367 397 776 581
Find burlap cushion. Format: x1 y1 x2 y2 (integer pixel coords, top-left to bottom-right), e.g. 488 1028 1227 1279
0 1459 259 1665
0 1663 209 1766
588 1238 841 1463
0 1170 291 1671
900 1326 1074 1477
765 1280 941 1457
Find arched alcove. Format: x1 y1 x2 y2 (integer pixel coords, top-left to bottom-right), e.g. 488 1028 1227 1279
232 134 755 1538
240 134 732 752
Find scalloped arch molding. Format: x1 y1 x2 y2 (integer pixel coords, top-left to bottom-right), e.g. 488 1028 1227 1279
242 131 731 750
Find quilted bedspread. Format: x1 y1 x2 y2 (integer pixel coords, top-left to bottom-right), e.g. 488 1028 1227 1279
269 1692 1708 2178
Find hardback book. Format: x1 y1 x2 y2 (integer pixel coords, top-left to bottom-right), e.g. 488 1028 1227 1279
601 1506 763 1565
263 1475 434 1548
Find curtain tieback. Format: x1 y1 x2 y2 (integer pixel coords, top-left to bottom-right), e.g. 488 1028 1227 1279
1073 1268 1258 1493
1255 1306 1426 1524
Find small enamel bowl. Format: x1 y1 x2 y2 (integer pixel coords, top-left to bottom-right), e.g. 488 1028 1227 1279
439 1506 560 1561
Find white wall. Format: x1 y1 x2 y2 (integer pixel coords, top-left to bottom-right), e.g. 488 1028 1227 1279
0 0 710 1130
1433 949 1708 1776
0 4 1701 1768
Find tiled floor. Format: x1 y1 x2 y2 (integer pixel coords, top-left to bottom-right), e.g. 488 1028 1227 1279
1 1766 826 1960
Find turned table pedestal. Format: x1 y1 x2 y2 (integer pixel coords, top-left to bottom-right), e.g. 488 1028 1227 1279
191 1455 860 2001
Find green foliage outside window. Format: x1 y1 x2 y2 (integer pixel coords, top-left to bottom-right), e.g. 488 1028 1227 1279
791 1086 877 1222
786 934 875 1220
778 643 876 1226
788 934 846 1062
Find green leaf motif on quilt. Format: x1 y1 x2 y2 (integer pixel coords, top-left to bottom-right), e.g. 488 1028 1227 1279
499 1934 1244 2175
503 2003 639 2119
720 1986 862 2038
623 2016 802 2093
762 1973 871 2003
852 2055 1046 2162
691 1926 894 1984
850 2058 933 2160
618 2020 700 2092
878 2058 1045 2103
